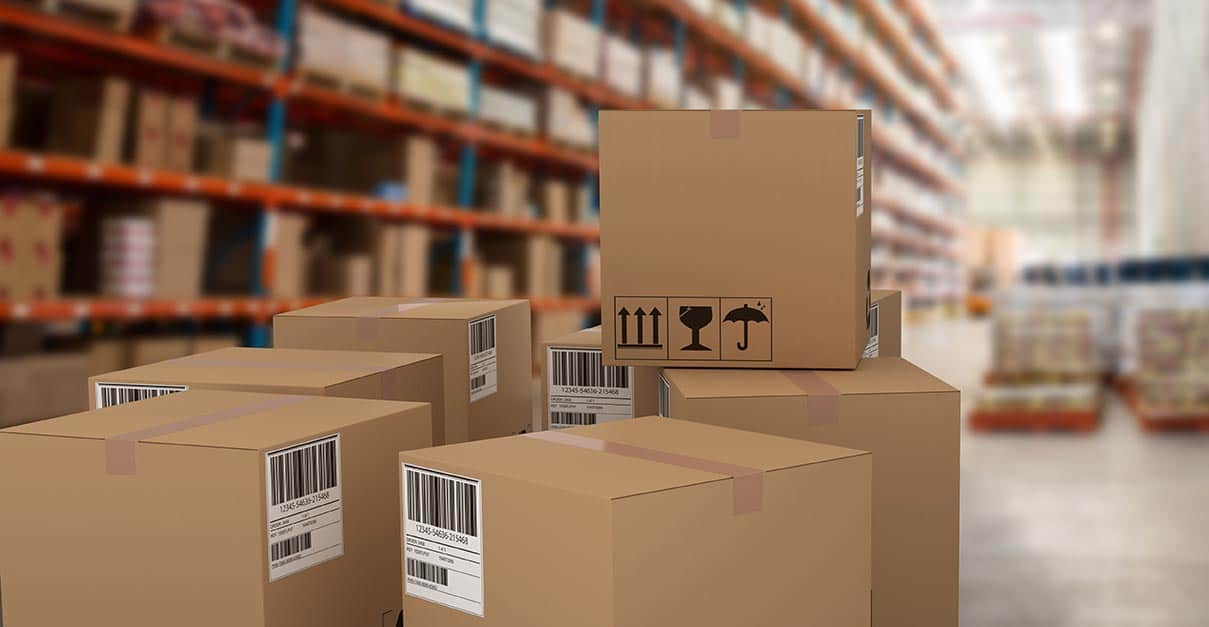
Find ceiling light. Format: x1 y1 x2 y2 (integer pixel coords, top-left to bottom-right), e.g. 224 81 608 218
1041 28 1087 119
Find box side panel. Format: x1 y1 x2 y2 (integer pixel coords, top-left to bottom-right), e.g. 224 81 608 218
0 435 264 626
398 455 614 627
612 456 871 627
855 111 873 363
466 301 531 440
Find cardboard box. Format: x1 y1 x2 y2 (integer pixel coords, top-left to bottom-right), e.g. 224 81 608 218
0 52 15 149
397 224 430 296
88 346 445 441
130 87 169 169
274 298 531 444
0 389 431 626
599 110 873 369
866 289 902 358
166 95 198 172
0 352 89 428
399 416 871 626
545 8 600 78
47 76 130 163
131 336 193 366
541 325 660 430
483 264 514 298
151 198 210 299
197 123 272 182
0 196 62 300
272 211 309 298
660 357 959 627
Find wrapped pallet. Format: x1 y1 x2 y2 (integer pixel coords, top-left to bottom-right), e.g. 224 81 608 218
644 48 682 107
713 76 743 109
480 85 538 134
603 34 642 98
298 6 390 95
409 0 474 32
394 47 471 114
544 88 594 148
486 0 542 58
545 8 600 78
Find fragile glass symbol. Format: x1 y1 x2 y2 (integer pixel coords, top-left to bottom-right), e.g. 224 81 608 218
723 303 769 350
679 306 713 351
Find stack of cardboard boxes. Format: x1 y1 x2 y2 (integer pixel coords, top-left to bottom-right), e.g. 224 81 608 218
0 111 957 627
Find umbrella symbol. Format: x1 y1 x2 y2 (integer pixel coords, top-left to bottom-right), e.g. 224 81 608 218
723 303 769 351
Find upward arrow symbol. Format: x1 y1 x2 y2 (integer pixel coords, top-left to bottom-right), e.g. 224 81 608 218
635 308 646 345
649 307 661 345
618 307 630 345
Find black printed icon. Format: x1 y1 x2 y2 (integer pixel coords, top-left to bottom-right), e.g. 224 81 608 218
679 306 713 351
723 303 769 351
618 306 662 348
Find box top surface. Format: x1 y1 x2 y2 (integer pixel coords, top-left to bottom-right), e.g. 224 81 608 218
664 357 956 399
403 416 866 501
2 389 427 451
91 347 440 389
544 325 602 349
276 297 526 321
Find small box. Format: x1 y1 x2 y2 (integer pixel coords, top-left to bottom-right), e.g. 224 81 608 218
0 196 63 300
89 346 444 444
0 390 431 626
274 298 531 444
866 289 902 358
541 325 660 430
165 95 198 172
660 358 959 627
599 110 873 369
129 87 169 169
400 417 871 626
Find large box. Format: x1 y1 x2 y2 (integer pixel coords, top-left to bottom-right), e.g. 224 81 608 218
88 346 445 444
866 289 902 358
399 417 871 626
599 110 873 369
541 325 660 430
660 357 959 627
0 389 431 626
274 298 531 444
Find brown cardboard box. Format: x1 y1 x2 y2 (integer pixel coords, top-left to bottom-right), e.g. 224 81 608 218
398 224 430 296
541 326 660 430
0 52 15 149
599 110 872 369
131 336 193 366
531 309 583 370
375 224 401 296
88 347 445 444
406 135 438 206
400 416 871 626
272 211 309 298
47 76 130 163
130 87 169 169
543 178 570 223
483 264 514 298
166 95 198 172
0 352 89 428
197 123 273 182
526 235 561 297
865 289 902 358
661 357 959 627
0 389 431 626
150 198 210 299
0 196 62 300
274 298 531 444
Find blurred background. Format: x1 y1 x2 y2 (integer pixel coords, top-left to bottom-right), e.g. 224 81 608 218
0 0 1205 624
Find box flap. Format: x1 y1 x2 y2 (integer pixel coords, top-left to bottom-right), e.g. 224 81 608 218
665 357 957 399
545 325 602 349
275 297 525 320
404 417 866 501
92 347 440 390
2 389 428 451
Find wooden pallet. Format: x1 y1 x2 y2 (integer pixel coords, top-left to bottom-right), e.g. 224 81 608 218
1116 378 1209 433
300 67 386 102
969 409 1100 433
16 0 134 31
143 24 278 71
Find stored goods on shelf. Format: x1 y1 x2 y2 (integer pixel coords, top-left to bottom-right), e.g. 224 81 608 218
713 0 742 34
543 87 594 148
541 325 660 430
195 122 272 181
165 95 198 171
298 6 391 96
743 7 776 57
0 390 431 627
313 253 373 296
684 0 713 16
409 0 474 32
99 199 210 299
545 8 601 79
479 84 538 134
485 0 542 58
89 337 131 374
190 334 240 353
140 0 285 62
0 194 62 300
602 34 642 98
272 211 309 298
275 298 532 444
644 47 682 108
599 110 873 369
401 417 871 626
768 17 805 76
661 358 958 627
394 47 471 114
484 159 531 216
47 76 130 163
129 88 173 169
542 178 570 223
483 264 514 298
527 234 562 297
0 352 88 427
0 53 15 149
712 75 742 109
684 85 711 110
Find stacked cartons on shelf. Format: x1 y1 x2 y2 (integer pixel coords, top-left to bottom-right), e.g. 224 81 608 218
297 6 391 94
603 34 642 98
485 0 543 58
0 52 16 149
644 47 682 108
543 87 593 147
545 8 600 79
1118 284 1209 427
394 47 471 114
479 85 538 134
195 122 272 182
0 195 62 300
46 76 130 163
409 0 474 32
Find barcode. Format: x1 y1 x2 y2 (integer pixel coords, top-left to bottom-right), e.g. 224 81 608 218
470 316 496 355
550 411 596 427
269 438 339 506
551 349 629 388
407 558 449 586
856 114 865 159
95 382 187 408
270 532 312 561
869 303 879 336
405 467 479 537
470 374 487 390
659 374 670 417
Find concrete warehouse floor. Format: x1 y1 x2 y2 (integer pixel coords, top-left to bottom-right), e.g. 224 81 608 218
905 318 1209 627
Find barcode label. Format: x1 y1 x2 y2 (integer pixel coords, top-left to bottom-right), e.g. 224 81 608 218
547 347 635 429
862 303 881 358
265 434 344 582
403 464 485 617
659 373 670 417
468 315 498 402
94 382 187 408
856 113 865 217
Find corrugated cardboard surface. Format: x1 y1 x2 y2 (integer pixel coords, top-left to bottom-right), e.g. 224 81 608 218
0 389 432 627
540 326 661 430
400 417 871 626
88 346 445 441
869 289 902 357
274 298 531 444
663 357 959 627
599 110 872 369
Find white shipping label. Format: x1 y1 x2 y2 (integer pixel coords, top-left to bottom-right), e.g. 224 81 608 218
403 464 484 617
265 434 344 582
468 315 498 402
94 382 188 408
856 114 865 217
547 347 634 428
862 303 881 358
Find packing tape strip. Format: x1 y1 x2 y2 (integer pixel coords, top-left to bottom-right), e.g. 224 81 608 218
355 298 452 342
524 430 764 515
779 371 841 426
709 110 741 139
105 394 311 475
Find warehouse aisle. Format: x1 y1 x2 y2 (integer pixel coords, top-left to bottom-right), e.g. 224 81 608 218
906 318 1209 627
